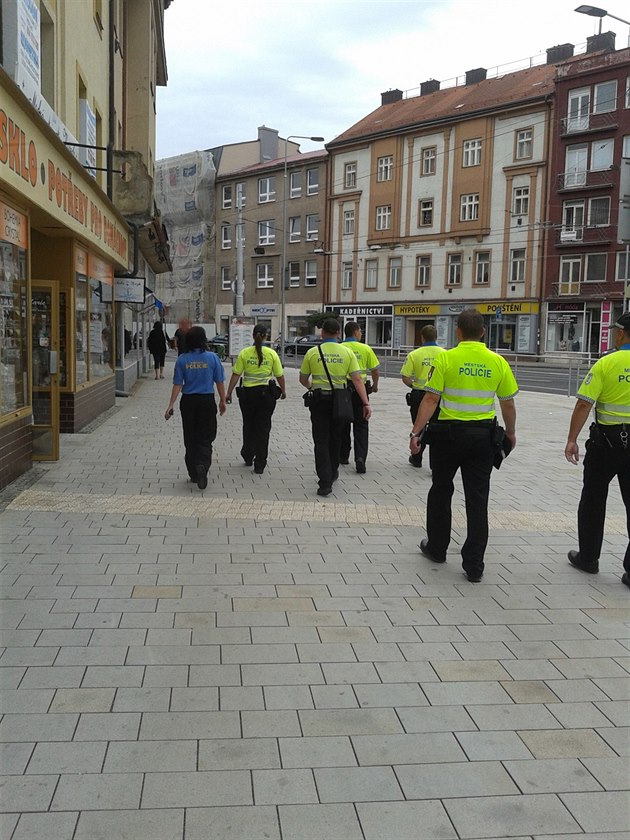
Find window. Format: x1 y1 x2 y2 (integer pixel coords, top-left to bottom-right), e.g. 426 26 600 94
304 260 317 287
365 259 378 290
589 197 610 227
221 223 231 249
289 216 301 243
421 146 436 176
624 135 630 157
306 168 319 195
221 185 232 209
290 171 301 198
564 145 587 187
510 249 525 284
344 162 357 189
593 80 617 114
258 220 275 246
515 128 533 160
617 250 629 280
377 155 393 181
306 214 318 240
474 251 490 285
220 266 232 291
258 177 275 203
626 77 630 108
256 263 274 288
562 201 585 240
567 88 590 132
343 209 355 236
447 253 462 286
560 257 580 294
591 138 613 171
416 255 431 288
512 186 529 216
375 205 391 230
288 261 300 287
460 193 479 221
388 257 402 288
341 262 353 290
419 199 433 227
462 138 482 167
585 253 607 282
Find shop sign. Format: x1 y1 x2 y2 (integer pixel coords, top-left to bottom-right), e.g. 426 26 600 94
250 304 277 315
548 312 578 324
331 304 393 316
0 87 129 267
394 303 439 316
88 253 113 285
472 301 538 315
16 0 41 91
548 301 583 312
0 201 27 248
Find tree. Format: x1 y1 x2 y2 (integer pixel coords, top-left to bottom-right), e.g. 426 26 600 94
306 310 340 330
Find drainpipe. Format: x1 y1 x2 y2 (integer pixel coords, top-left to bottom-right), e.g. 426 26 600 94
107 0 116 200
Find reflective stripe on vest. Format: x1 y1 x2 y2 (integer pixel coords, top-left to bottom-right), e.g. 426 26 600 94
441 386 495 414
595 401 630 424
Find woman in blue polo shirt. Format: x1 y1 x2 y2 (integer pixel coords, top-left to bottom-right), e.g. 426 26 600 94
164 326 226 489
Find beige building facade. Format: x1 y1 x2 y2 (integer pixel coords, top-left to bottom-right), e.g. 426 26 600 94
0 0 170 488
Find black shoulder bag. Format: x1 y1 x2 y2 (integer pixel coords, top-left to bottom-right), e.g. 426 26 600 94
318 345 354 423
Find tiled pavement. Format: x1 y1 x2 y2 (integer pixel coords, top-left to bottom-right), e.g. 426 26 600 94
0 355 629 840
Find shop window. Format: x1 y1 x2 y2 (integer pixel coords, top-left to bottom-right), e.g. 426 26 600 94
75 265 88 384
88 257 113 379
0 236 28 414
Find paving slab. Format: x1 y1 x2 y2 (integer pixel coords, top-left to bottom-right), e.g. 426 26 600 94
1 372 629 840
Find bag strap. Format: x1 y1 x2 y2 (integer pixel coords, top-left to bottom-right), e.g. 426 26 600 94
317 344 335 391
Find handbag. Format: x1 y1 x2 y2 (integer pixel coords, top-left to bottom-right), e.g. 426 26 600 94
317 345 354 423
491 418 512 469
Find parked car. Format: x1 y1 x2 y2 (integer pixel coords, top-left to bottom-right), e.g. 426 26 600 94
284 335 324 356
210 334 228 345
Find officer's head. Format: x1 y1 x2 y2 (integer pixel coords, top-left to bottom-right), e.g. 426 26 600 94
186 326 208 351
344 321 361 340
420 325 437 344
613 312 630 346
321 318 341 338
455 309 485 342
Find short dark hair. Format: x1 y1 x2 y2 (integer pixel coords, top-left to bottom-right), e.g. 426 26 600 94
457 309 484 340
344 321 360 338
185 325 208 350
420 325 437 342
615 311 630 336
321 318 341 336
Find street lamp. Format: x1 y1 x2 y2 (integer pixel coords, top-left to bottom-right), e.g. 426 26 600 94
279 134 324 364
575 5 630 40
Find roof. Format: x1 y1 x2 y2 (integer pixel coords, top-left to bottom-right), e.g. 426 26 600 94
328 63 557 147
216 149 328 180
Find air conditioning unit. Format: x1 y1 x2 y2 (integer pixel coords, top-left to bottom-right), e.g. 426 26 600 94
560 229 578 242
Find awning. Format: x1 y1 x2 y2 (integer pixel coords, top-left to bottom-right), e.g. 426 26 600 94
138 217 173 274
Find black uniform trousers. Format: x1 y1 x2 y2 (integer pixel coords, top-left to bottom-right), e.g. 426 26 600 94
578 430 630 571
340 388 368 464
426 422 494 577
238 385 277 469
309 396 342 489
408 390 439 466
179 394 217 480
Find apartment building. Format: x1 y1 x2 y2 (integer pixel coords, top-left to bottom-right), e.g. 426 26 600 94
0 0 170 488
325 58 564 353
543 33 630 355
214 146 328 339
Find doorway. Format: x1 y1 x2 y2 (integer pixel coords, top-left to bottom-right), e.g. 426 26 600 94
31 282 59 460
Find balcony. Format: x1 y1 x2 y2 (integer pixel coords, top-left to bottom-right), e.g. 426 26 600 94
556 169 616 192
560 110 618 136
555 225 614 247
548 280 609 299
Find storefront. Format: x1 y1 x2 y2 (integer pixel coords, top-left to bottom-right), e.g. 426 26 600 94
544 300 622 355
0 75 129 488
328 304 393 349
393 300 539 353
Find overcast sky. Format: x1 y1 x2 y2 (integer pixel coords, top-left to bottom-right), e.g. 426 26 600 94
156 0 626 161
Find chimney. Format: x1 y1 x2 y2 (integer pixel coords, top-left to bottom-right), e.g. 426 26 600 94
546 43 574 64
257 126 279 163
586 31 616 54
420 79 440 96
381 89 403 106
465 68 487 86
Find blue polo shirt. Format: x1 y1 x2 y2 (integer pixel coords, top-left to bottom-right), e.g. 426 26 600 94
173 349 224 394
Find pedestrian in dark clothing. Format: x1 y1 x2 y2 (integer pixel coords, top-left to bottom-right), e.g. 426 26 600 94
164 326 226 489
147 321 168 379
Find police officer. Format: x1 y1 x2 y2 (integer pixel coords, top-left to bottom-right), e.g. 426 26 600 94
340 321 380 474
401 325 445 468
299 318 372 496
409 309 518 582
225 324 286 475
164 325 226 489
564 311 630 588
